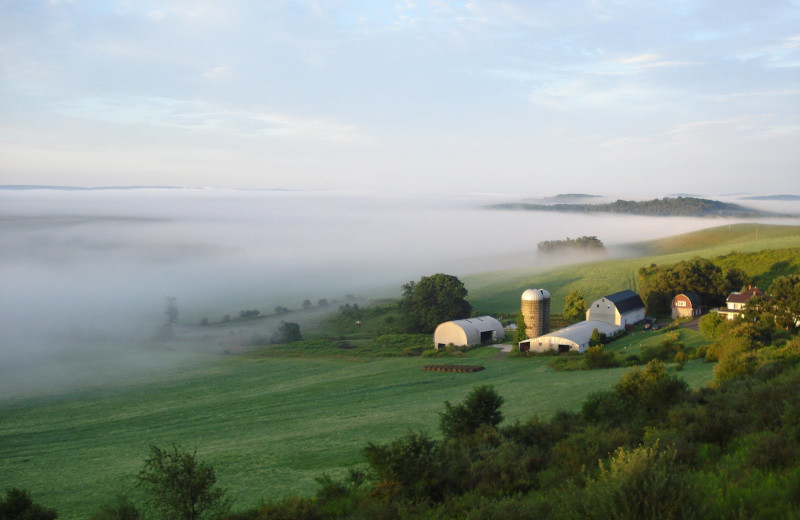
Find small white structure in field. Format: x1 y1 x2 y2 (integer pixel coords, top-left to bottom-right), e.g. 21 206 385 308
586 290 645 328
434 316 505 349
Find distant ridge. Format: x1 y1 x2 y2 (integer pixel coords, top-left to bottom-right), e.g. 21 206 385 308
487 196 782 217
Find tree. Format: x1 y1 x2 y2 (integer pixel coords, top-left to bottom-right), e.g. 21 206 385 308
699 312 726 339
399 274 472 333
512 313 528 347
563 290 587 323
769 275 800 330
137 445 229 520
0 488 58 520
439 385 504 438
165 297 179 326
271 321 302 344
302 299 312 310
589 328 606 347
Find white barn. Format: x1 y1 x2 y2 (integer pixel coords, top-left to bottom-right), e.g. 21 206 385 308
519 320 620 354
434 316 505 349
586 290 645 328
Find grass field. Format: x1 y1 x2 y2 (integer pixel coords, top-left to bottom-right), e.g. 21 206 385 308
3 222 797 518
0 348 713 518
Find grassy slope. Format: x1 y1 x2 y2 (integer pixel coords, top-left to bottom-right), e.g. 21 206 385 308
0 350 713 518
467 223 800 313
4 223 798 518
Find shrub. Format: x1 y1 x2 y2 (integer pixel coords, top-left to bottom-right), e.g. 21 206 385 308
439 385 504 438
575 444 702 520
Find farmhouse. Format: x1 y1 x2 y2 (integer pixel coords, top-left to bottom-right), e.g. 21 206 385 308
672 292 703 319
586 289 645 328
519 320 620 354
434 316 505 349
717 286 764 321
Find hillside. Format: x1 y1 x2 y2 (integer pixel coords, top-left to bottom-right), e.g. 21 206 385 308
486 196 782 217
466 223 800 314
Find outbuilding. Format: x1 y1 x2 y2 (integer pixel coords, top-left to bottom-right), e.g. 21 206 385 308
519 320 620 354
672 292 703 319
586 290 645 328
434 316 505 349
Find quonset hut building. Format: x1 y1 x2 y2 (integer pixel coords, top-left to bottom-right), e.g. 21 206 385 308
434 316 505 349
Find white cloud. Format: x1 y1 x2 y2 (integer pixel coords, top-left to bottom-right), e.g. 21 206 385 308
55 96 372 144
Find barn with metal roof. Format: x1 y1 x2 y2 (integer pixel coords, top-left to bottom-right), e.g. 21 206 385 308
586 289 645 328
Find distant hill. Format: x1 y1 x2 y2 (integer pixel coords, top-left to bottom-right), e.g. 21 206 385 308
741 195 800 201
487 196 781 217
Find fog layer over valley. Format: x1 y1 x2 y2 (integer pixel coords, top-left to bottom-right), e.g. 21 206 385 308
2 188 797 398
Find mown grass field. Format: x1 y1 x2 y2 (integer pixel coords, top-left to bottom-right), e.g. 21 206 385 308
0 348 713 518
3 222 798 518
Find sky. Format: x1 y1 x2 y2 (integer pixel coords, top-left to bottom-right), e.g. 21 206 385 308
1 0 798 195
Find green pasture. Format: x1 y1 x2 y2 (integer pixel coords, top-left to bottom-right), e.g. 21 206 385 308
0 348 713 519
466 224 800 314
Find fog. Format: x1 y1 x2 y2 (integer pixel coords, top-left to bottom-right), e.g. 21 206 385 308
2 188 798 398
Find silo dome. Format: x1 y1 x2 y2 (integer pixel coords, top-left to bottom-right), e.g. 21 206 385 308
522 288 551 301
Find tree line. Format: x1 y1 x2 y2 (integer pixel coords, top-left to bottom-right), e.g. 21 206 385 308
537 236 605 254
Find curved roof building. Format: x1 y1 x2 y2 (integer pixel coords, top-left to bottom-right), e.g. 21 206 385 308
434 316 505 349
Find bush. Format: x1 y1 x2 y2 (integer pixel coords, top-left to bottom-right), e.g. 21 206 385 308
0 488 58 520
574 444 702 520
439 385 504 438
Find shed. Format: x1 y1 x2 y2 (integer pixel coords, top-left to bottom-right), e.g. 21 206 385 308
586 290 645 328
672 292 703 319
434 316 505 349
519 320 620 354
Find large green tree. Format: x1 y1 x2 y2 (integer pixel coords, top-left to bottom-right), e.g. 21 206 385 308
399 273 472 333
563 290 587 323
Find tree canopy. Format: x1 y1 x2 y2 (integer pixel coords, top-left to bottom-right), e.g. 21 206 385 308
638 257 744 315
399 273 472 333
563 290 588 322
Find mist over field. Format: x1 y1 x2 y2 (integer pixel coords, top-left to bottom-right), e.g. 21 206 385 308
2 188 798 397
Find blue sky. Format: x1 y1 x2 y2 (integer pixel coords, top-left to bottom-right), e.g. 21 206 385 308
1 0 798 195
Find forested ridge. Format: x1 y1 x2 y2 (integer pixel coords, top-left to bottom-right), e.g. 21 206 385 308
488 196 777 217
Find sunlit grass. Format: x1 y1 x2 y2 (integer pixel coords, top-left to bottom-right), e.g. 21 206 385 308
0 348 713 518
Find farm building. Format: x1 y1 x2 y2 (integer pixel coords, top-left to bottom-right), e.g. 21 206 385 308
434 316 505 349
672 292 703 319
519 320 620 353
717 286 763 321
586 289 645 328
